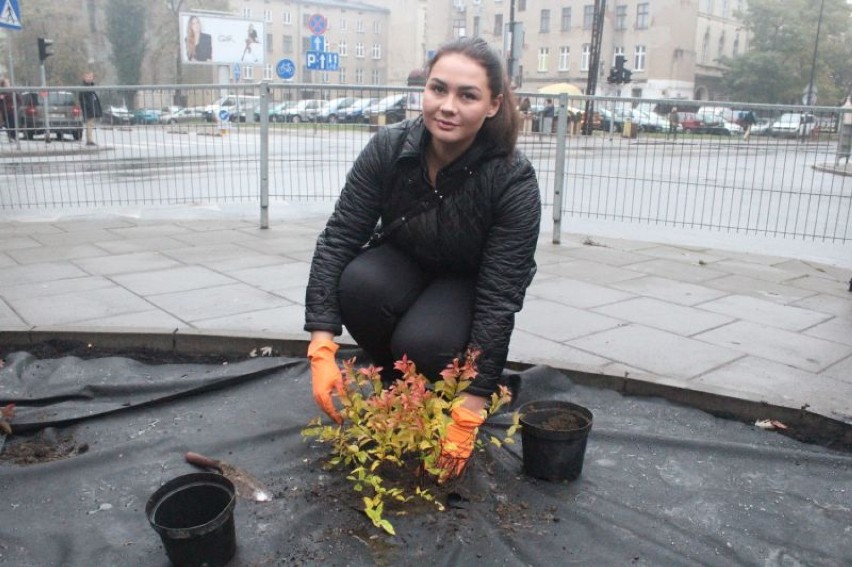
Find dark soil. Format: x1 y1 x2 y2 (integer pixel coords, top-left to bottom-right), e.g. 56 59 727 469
0 429 88 465
536 410 590 431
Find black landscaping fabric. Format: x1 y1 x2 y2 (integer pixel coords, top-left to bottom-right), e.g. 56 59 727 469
0 351 850 567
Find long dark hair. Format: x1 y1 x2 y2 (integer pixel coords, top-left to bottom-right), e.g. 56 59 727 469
426 37 519 155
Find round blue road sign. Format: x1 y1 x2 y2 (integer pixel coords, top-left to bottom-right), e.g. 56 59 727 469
276 59 296 80
307 13 327 35
218 109 230 121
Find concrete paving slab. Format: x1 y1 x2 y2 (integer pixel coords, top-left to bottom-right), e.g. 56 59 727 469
73 251 182 276
693 356 852 419
169 228 261 247
75 309 188 329
278 248 317 263
0 254 16 269
772 259 852 281
592 297 734 336
229 262 311 292
31 228 121 246
162 243 284 271
697 294 832 332
803 316 852 347
173 220 257 232
0 298 25 328
0 236 42 252
7 243 111 265
145 283 294 322
94 236 192 254
525 277 634 308
193 303 306 334
0 275 114 301
790 293 852 317
567 324 743 378
514 298 624 342
557 245 651 267
507 328 611 369
821 355 852 384
12 287 155 326
695 320 852 373
703 274 818 305
629 244 725 265
38 219 135 232
536 259 646 284
237 236 319 256
610 275 728 306
0 223 64 237
706 259 805 284
112 265 238 295
786 274 851 298
0 262 89 287
106 224 195 239
626 258 728 283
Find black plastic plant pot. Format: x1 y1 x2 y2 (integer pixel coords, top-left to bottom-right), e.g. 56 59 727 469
519 400 593 481
146 472 237 567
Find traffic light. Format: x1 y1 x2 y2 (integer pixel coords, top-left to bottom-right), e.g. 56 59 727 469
38 38 54 62
607 67 619 84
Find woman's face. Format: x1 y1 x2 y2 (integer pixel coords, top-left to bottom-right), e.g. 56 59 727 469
190 18 200 33
422 53 501 152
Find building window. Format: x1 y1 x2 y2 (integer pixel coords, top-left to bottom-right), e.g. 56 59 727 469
322 72 329 84
355 68 364 84
356 19 364 33
615 5 627 30
355 42 365 58
634 45 646 71
537 47 549 72
266 34 273 53
301 37 311 52
338 40 348 56
721 0 729 17
581 44 591 70
701 29 710 63
494 14 503 35
243 65 253 80
473 16 480 37
339 67 346 83
613 46 625 66
733 34 740 57
263 64 273 80
264 10 271 22
372 68 381 85
518 0 526 11
540 9 550 33
636 3 649 29
243 8 252 19
453 18 466 37
718 32 725 59
583 5 594 29
372 43 381 59
558 46 570 71
283 12 291 25
340 18 347 31
373 20 381 33
282 35 292 53
560 7 571 31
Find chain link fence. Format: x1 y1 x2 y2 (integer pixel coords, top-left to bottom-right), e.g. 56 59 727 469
0 83 849 243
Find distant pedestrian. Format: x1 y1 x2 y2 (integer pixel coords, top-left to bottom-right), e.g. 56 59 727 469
741 110 757 141
668 107 680 140
541 98 554 137
78 71 102 147
0 77 20 142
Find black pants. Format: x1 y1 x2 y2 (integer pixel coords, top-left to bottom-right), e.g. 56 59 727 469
339 244 475 382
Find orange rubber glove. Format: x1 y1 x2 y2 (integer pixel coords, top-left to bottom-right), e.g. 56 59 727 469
307 338 344 424
436 406 486 482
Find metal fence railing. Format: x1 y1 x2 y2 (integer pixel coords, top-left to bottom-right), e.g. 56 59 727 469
0 83 849 243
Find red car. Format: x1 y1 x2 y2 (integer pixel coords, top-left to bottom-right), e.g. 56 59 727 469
678 112 701 133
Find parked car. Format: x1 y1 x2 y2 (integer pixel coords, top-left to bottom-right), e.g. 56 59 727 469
283 99 329 123
132 108 162 125
340 97 377 123
769 112 816 139
159 107 204 124
102 105 133 125
363 93 408 124
268 101 296 122
630 109 672 133
18 91 83 141
203 94 261 122
685 112 743 136
317 97 358 123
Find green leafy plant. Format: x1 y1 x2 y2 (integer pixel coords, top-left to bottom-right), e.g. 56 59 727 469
302 350 519 535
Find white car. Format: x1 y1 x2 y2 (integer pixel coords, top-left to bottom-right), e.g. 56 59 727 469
770 113 815 139
159 107 204 125
284 99 330 123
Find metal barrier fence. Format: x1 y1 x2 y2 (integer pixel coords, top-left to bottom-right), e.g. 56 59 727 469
0 83 850 243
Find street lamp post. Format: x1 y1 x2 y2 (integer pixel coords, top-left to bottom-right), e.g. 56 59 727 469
806 0 825 106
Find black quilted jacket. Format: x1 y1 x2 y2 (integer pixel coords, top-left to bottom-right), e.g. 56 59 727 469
305 117 541 396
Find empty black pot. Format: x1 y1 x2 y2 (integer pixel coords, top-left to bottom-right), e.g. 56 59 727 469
519 400 593 481
146 472 237 567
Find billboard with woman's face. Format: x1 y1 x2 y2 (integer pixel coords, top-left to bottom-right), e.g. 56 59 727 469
180 13 265 65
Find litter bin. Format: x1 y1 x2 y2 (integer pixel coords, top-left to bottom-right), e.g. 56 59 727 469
369 113 387 133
